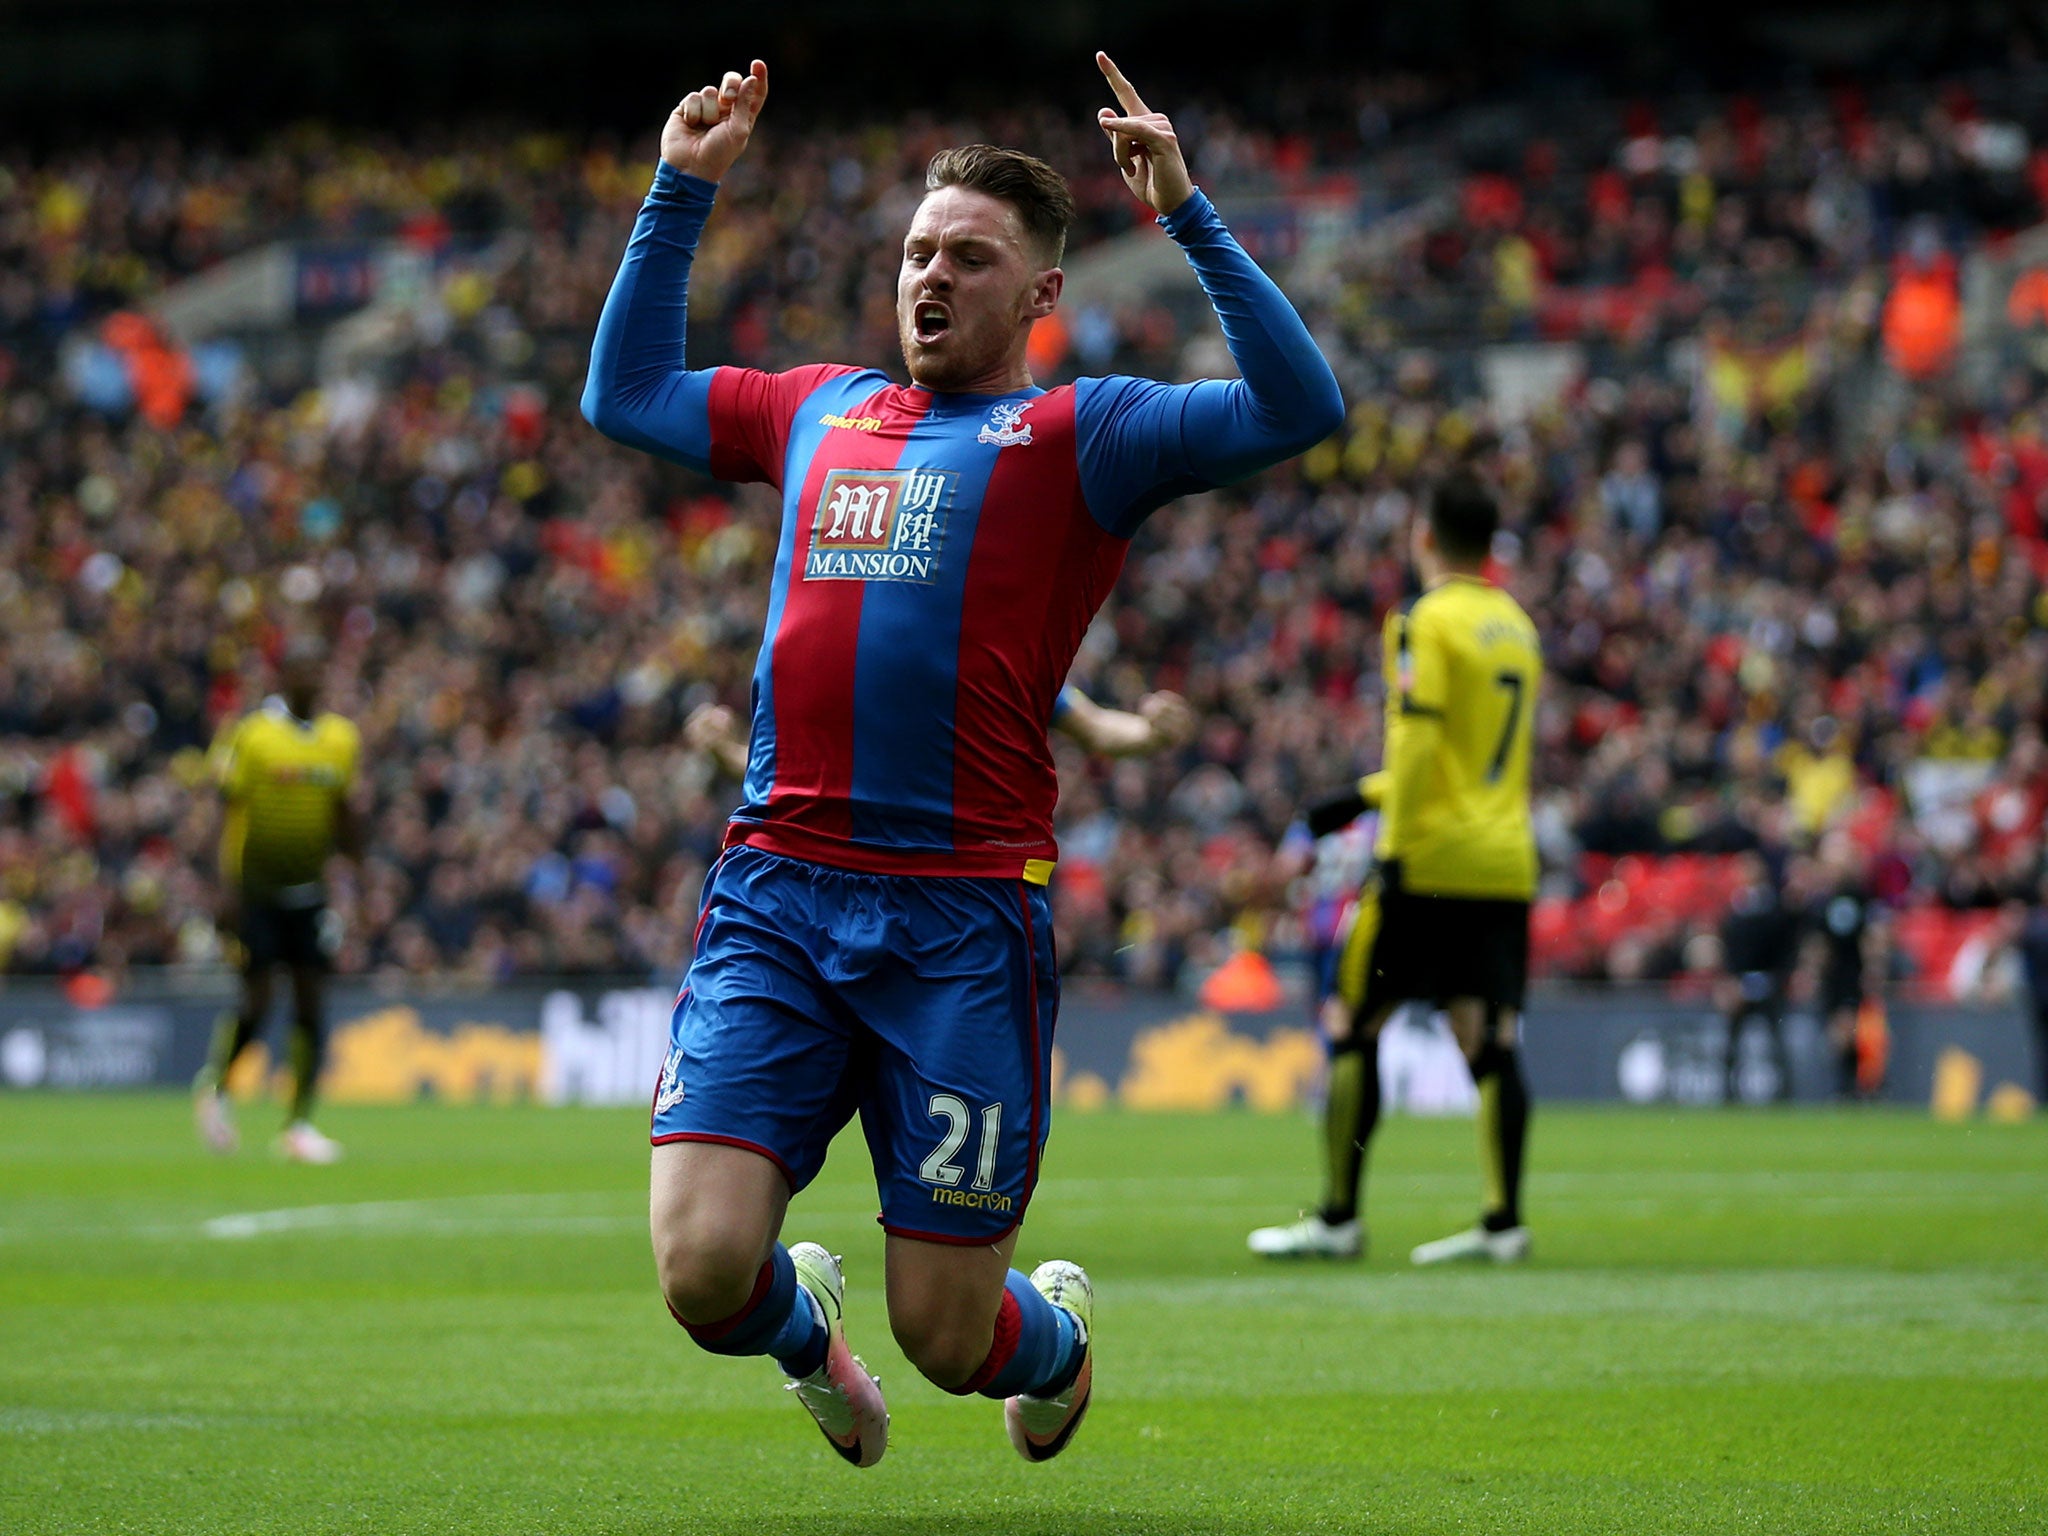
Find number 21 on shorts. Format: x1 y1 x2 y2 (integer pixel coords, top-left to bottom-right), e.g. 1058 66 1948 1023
919 1094 1003 1192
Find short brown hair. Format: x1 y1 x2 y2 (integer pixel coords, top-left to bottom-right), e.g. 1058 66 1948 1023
925 145 1075 265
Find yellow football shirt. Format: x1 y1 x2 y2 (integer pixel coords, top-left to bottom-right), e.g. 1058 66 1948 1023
1374 575 1540 901
215 701 361 896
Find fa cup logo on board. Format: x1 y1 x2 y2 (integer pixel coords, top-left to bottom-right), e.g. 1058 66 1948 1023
977 400 1034 448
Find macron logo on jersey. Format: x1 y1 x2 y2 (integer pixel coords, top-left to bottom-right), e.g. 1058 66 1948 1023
805 466 956 583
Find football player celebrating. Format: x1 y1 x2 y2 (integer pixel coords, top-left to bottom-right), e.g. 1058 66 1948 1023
584 55 1340 1465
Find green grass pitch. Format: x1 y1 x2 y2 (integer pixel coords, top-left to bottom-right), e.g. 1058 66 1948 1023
2 1097 2043 1534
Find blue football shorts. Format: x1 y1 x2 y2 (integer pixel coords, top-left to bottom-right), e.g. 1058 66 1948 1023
650 844 1059 1244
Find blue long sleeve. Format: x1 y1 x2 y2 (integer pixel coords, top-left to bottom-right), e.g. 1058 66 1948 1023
1075 188 1345 536
1166 190 1346 478
579 162 721 470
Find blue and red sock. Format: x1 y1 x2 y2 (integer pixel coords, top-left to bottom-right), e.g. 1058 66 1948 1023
953 1270 1086 1400
666 1242 828 1378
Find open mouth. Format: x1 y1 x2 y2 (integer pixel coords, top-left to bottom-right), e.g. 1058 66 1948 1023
913 301 951 344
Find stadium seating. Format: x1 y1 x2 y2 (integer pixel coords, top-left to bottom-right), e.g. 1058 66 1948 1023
4 76 2048 995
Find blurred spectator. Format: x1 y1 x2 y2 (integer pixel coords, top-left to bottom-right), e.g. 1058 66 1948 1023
1600 440 1661 543
7 73 2048 993
1717 852 1801 1102
1883 241 1962 379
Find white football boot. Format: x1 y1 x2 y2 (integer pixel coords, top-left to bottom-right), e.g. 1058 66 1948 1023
276 1121 344 1164
1246 1214 1364 1259
1410 1224 1531 1266
194 1085 238 1155
783 1243 889 1468
1005 1260 1093 1463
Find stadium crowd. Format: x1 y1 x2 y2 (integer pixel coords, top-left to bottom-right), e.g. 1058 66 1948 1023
5 73 2048 995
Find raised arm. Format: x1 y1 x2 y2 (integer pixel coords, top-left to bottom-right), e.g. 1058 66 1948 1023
580 63 768 467
1077 53 1344 535
1164 191 1344 480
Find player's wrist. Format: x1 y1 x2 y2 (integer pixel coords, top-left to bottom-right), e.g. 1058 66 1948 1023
1156 185 1208 233
651 160 723 202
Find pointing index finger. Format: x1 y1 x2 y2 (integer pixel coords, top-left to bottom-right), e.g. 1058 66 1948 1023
1096 50 1149 117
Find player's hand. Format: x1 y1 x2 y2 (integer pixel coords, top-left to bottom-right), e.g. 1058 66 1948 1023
1094 51 1194 217
660 59 769 184
1136 691 1196 750
1318 995 1351 1045
684 703 738 753
685 702 750 779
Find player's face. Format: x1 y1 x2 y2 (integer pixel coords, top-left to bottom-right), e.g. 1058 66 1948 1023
898 187 1059 392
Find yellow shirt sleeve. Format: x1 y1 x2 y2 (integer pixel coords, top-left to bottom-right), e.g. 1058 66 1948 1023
1384 605 1448 860
213 717 250 801
1398 602 1450 717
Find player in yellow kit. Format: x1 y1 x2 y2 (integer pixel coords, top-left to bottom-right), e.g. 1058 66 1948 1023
1250 472 1541 1265
194 643 362 1163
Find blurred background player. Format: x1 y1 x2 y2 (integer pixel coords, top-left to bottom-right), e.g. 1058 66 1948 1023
1717 851 1800 1104
193 641 362 1163
582 54 1340 1468
687 687 1195 782
1795 834 1890 1100
1249 471 1540 1266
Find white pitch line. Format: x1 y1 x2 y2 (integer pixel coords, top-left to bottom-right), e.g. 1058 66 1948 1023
200 1194 635 1240
1118 1268 2048 1331
0 1162 2032 1245
0 1408 216 1436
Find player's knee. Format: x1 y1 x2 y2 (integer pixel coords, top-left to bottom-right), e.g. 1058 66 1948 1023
651 1221 764 1326
889 1310 991 1391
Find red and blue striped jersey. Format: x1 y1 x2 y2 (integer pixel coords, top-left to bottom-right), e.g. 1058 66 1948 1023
585 165 1342 883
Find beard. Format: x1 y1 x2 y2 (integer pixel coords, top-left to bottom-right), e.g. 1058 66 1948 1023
897 302 1021 393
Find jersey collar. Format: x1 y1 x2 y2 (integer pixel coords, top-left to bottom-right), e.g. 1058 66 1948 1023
899 382 1045 408
262 694 316 730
